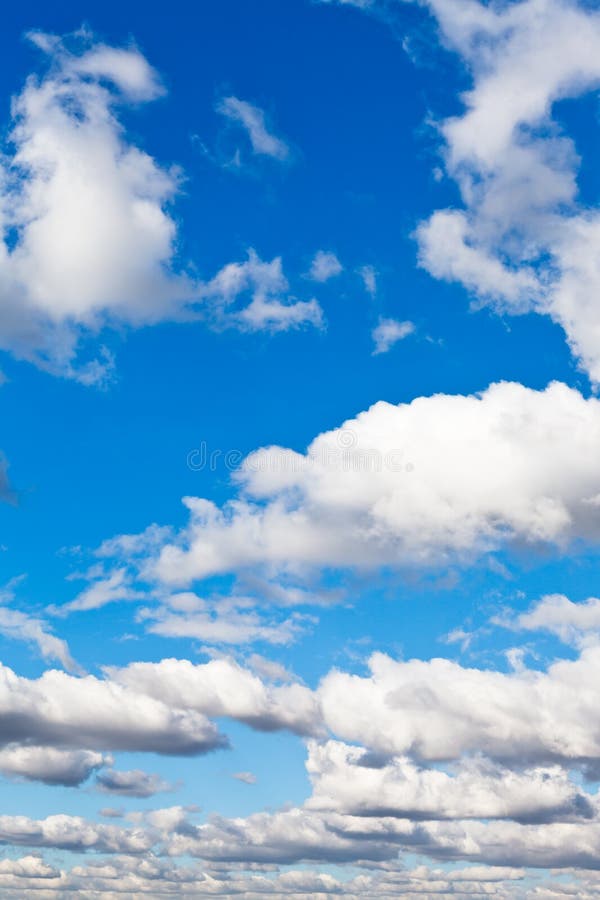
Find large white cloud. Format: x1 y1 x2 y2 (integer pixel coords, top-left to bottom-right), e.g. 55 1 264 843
0 655 321 772
305 740 593 823
318 646 600 766
0 661 225 755
109 656 322 737
102 381 600 585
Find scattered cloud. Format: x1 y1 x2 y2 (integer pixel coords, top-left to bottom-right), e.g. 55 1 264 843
308 251 343 283
495 594 600 646
201 250 324 333
357 264 377 297
0 456 16 506
138 591 309 646
0 579 78 671
96 768 173 798
0 746 108 786
371 317 415 354
232 771 257 785
52 566 143 616
216 96 290 161
0 853 536 899
413 0 600 383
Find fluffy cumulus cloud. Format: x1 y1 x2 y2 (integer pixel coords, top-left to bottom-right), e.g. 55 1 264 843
318 646 600 767
0 34 321 382
109 656 321 736
101 381 600 585
0 745 108 786
102 642 600 774
161 804 600 871
3 642 600 884
0 31 186 382
305 740 593 823
0 654 320 775
410 0 600 383
0 661 226 755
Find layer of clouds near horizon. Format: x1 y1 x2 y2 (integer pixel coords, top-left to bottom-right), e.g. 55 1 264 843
98 380 600 585
0 32 322 382
3 632 600 874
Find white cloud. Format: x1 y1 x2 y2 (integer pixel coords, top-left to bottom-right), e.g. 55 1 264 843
96 768 173 797
108 381 600 586
0 31 189 382
411 0 600 383
0 850 532 899
109 656 322 737
371 317 415 354
53 566 142 615
0 35 321 382
0 810 162 854
232 770 257 784
308 250 343 283
318 645 600 766
0 579 77 671
0 745 108 786
358 264 377 297
202 250 324 333
497 594 600 646
216 96 290 161
138 591 308 646
306 740 592 823
0 661 225 755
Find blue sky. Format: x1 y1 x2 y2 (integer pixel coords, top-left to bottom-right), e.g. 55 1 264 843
1 0 600 896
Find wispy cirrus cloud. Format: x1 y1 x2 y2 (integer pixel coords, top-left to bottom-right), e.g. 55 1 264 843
216 95 291 162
